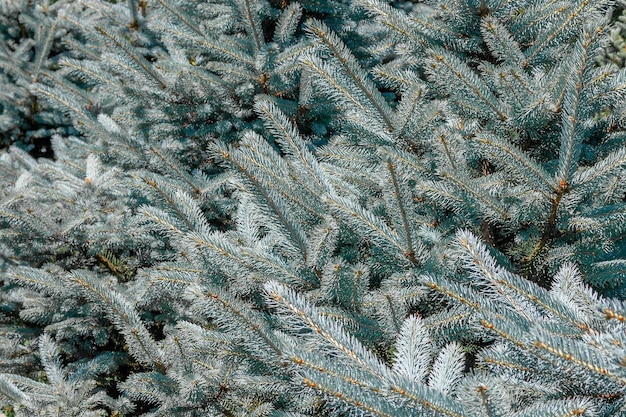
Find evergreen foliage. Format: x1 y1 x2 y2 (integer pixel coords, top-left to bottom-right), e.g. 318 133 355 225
599 1 626 67
3 0 626 416
0 0 81 156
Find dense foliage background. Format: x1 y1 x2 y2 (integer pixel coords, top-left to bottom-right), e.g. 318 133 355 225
3 0 626 416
